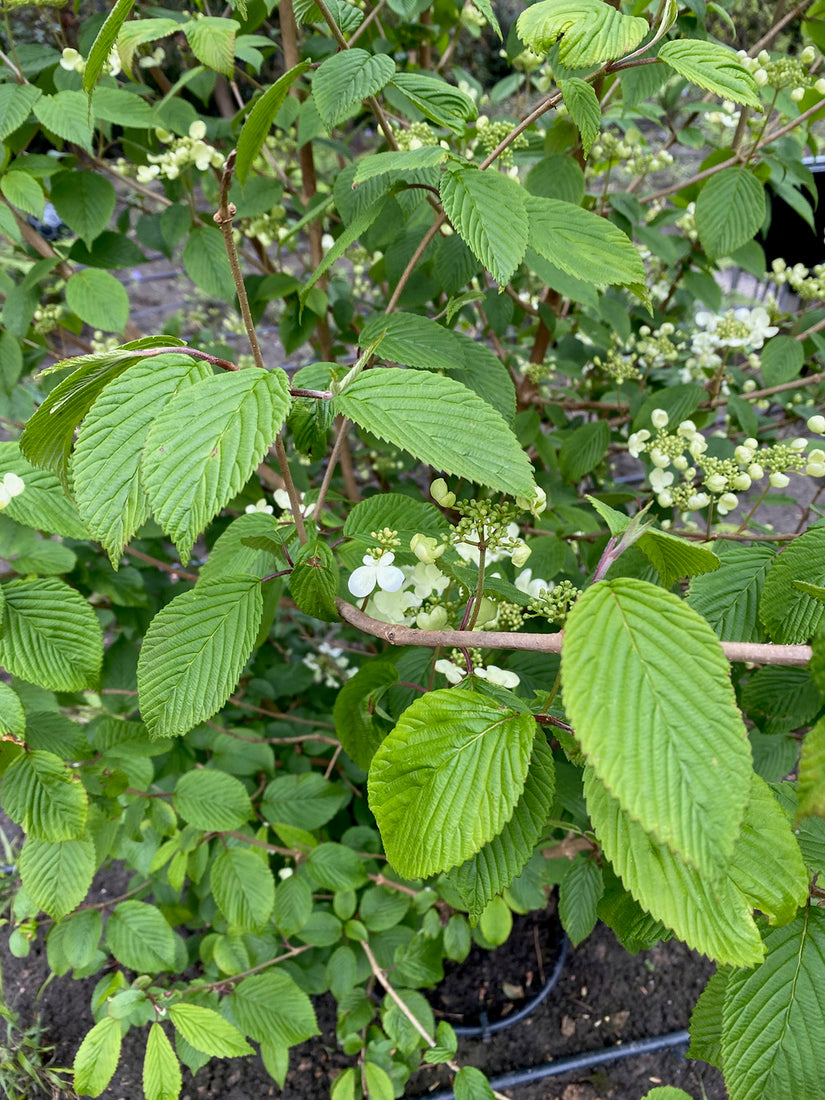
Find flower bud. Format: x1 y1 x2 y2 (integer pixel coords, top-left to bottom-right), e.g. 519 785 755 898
802 45 817 64
717 492 739 515
430 479 456 508
748 462 765 480
651 408 669 429
511 542 531 568
732 473 752 492
516 486 547 517
417 606 448 630
791 87 806 103
807 414 825 434
410 533 445 564
706 473 728 493
816 78 825 95
770 471 790 488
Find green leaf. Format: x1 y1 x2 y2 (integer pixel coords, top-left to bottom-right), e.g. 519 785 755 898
760 526 825 642
0 84 42 141
173 769 253 830
517 0 649 66
143 1024 181 1100
0 682 24 739
142 368 290 562
721 908 825 1100
236 62 310 183
34 91 94 150
333 662 398 771
559 852 603 946
90 87 157 128
558 420 609 482
168 1004 252 1058
695 167 766 260
183 226 236 303
798 717 825 819
454 1066 496 1100
211 847 275 931
230 971 319 1046
526 155 586 204
468 0 501 38
336 368 535 499
1 170 44 218
19 836 95 919
360 885 409 932
352 146 450 185
50 172 116 248
106 900 177 971
48 909 103 972
262 773 349 830
273 872 313 936
288 539 339 621
388 72 477 133
66 269 129 333
116 18 181 73
19 336 185 490
73 354 212 564
364 1062 394 1100
305 842 368 891
760 335 804 387
12 540 77 576
658 39 761 109
2 750 88 840
382 987 434 1053
137 576 264 738
0 441 88 538
183 16 236 76
368 688 536 879
301 195 388 303
449 735 556 921
559 78 600 156
0 577 102 691
312 49 395 128
526 196 645 288
84 0 137 91
640 1090 694 1100
687 967 727 1066
584 768 763 966
562 579 752 877
440 166 527 286
74 1017 122 1098
687 543 775 643
361 311 465 370
636 530 720 589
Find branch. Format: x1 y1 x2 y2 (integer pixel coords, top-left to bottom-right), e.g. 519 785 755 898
336 600 813 667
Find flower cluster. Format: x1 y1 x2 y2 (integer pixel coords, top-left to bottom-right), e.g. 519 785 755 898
769 258 825 301
302 642 357 688
32 302 63 336
527 579 581 626
693 307 778 351
435 651 520 689
588 130 674 177
60 45 120 77
737 46 821 100
475 116 527 169
395 122 440 151
136 121 223 183
0 472 25 510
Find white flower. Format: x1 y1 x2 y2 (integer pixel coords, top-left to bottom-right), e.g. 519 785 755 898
409 561 449 599
716 492 739 516
435 658 465 684
705 473 728 494
649 467 674 493
628 429 650 457
245 499 274 514
677 420 697 438
515 569 550 599
650 447 670 468
770 472 790 488
417 606 448 630
348 551 405 598
410 533 445 564
272 489 315 518
511 542 531 568
732 473 752 492
651 408 669 429
0 472 25 509
60 47 84 73
686 492 711 511
791 87 806 102
370 586 420 622
475 665 520 689
516 486 547 517
189 120 207 141
430 479 456 507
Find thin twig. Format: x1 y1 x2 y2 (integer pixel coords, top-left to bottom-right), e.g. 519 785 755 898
122 547 198 582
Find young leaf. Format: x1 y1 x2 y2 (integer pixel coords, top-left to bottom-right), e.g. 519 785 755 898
0 577 103 691
562 579 752 878
797 717 825 820
211 847 276 931
368 688 537 879
73 354 212 564
636 530 719 589
106 900 177 971
142 368 291 563
695 167 766 260
721 908 825 1100
19 836 95 919
687 543 775 642
182 16 236 76
658 39 761 109
143 1023 182 1100
2 750 88 841
288 538 339 621
388 72 477 133
84 0 137 91
137 576 264 738
173 769 253 831
229 971 319 1046
559 852 604 946
760 525 825 642
168 1004 253 1058
236 62 310 183
312 49 395 128
74 1017 122 1098
336 368 536 499
454 1066 496 1100
517 0 649 66
440 166 528 286
66 269 130 333
364 1062 394 1100
559 78 600 156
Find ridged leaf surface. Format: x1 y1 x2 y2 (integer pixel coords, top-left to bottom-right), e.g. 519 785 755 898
687 543 775 642
517 0 648 65
659 39 761 108
19 836 95 919
312 49 395 127
760 525 825 642
695 167 766 260
526 196 645 288
440 167 528 286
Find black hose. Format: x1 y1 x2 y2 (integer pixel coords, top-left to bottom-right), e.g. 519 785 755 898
452 934 569 1040
420 1029 690 1100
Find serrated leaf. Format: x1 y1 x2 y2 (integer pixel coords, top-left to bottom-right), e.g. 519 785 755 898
168 1004 252 1058
116 17 181 72
0 84 42 141
695 167 766 260
563 579 752 877
0 442 88 538
659 39 761 109
336 368 535 499
183 16 236 76
721 908 825 1100
687 967 727 1066
388 72 477 133
49 908 103 972
106 900 177 971
211 847 275 931
468 0 501 37
559 852 603 945
19 336 185 490
73 354 211 564
1 170 44 218
84 0 137 91
19 836 95 919
559 78 600 155
66 269 129 333
687 543 775 643
137 576 263 737
273 872 313 936
526 195 645 288
454 1066 496 1100
798 717 825 819
301 194 388 303
183 226 236 303
2 750 88 841
50 172 116 248
760 526 825 642
230 971 319 1046
558 420 609 482
517 0 649 66
236 62 310 183
640 1090 693 1100
361 311 465 370
0 682 24 738
584 768 763 966
449 735 556 920
364 1062 394 1100
90 87 157 128
760 335 803 387
440 167 527 286
368 688 536 879
306 842 368 892
74 1017 122 1098
142 368 290 562
12 539 77 576
34 90 94 150
352 146 450 185
143 1024 181 1100
313 49 395 128
333 662 398 771
0 577 102 691
262 772 349 830
288 538 339 621
637 530 719 589
173 769 253 830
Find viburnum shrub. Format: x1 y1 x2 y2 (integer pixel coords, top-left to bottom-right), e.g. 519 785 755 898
2 0 825 1098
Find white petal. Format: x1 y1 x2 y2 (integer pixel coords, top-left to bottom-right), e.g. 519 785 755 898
348 566 377 598
376 565 405 592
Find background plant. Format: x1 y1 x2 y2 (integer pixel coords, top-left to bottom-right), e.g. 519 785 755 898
1 1 825 1099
